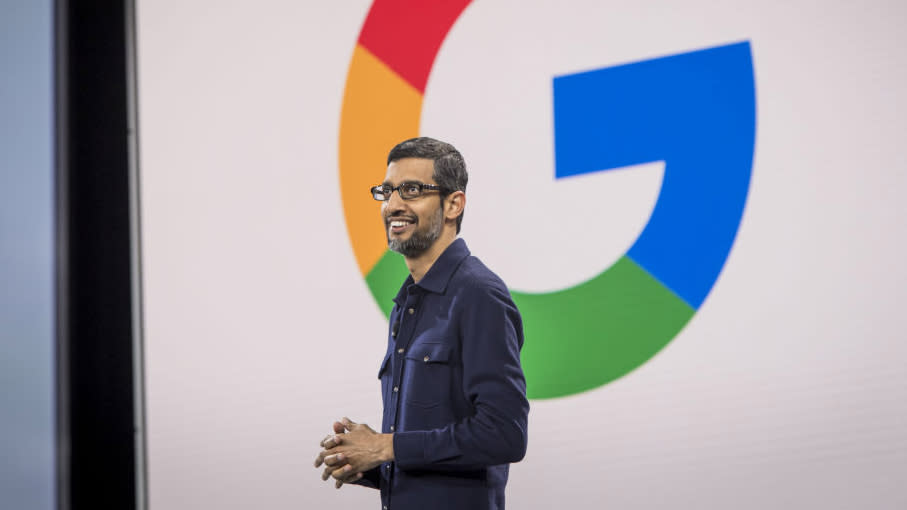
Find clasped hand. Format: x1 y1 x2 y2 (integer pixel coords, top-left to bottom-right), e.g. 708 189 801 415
314 417 394 489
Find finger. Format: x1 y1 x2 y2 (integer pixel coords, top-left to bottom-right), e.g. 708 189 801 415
314 449 339 468
321 435 342 449
334 473 362 489
332 421 346 434
330 464 354 481
323 453 345 467
341 417 358 431
336 470 362 488
342 471 364 483
323 464 349 481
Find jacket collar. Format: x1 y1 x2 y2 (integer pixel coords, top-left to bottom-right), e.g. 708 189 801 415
392 238 470 305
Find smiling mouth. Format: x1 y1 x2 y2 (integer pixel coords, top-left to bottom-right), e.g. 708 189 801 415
387 218 415 235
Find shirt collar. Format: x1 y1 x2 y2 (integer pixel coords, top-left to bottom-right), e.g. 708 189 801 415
392 238 470 305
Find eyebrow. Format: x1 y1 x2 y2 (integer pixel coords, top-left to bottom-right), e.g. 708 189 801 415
380 180 430 187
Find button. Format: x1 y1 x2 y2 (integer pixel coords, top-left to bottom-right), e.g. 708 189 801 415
390 425 395 431
408 308 415 315
397 348 404 354
383 506 388 510
386 464 391 470
393 386 399 392
423 355 430 362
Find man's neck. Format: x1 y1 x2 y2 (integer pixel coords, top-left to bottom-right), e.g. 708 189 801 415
405 230 457 283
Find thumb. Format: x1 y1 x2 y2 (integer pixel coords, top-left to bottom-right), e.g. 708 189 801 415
341 417 358 431
332 421 346 434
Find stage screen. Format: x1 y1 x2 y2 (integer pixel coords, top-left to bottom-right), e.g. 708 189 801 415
0 1 56 508
137 1 907 508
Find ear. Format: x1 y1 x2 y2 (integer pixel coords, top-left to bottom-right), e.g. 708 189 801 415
444 190 465 223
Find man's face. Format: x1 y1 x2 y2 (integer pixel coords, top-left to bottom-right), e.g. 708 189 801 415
381 157 444 258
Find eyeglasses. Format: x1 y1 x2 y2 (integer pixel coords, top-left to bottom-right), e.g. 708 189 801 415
370 182 446 201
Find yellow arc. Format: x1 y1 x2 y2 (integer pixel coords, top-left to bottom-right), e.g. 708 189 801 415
338 44 424 277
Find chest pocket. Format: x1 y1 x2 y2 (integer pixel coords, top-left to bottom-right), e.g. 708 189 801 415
377 352 392 379
402 342 454 408
377 351 394 408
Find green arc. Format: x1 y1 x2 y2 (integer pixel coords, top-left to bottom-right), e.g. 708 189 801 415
365 250 694 399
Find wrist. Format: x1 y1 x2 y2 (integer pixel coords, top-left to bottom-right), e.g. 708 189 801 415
382 433 395 463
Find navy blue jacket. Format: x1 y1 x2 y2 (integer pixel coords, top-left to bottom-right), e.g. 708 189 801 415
359 239 529 510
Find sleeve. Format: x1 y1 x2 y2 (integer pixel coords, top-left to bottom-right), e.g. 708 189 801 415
392 283 529 470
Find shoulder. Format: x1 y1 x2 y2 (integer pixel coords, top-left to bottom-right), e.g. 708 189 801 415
449 255 524 346
451 255 513 305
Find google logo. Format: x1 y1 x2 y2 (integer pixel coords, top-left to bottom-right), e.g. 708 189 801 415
339 1 756 399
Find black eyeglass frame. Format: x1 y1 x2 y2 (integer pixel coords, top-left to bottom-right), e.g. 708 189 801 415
370 182 448 201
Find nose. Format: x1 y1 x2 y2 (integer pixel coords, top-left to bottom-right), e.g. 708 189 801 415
384 186 407 214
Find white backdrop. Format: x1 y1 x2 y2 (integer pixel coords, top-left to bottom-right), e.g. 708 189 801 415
137 1 907 508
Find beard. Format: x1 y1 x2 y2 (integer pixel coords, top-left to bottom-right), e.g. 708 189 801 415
386 205 443 258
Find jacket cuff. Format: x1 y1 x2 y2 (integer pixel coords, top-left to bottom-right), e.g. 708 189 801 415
392 431 425 469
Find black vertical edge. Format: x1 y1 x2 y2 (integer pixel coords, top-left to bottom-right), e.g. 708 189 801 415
56 0 145 508
54 0 71 507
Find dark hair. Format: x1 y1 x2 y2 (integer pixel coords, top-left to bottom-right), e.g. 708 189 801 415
387 137 468 233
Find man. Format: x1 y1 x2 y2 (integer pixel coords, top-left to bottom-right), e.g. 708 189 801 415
314 137 529 509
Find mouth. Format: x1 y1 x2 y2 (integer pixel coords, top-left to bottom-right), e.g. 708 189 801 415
387 217 416 235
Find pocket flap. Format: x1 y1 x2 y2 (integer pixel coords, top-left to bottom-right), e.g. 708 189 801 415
377 352 392 378
404 343 452 364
